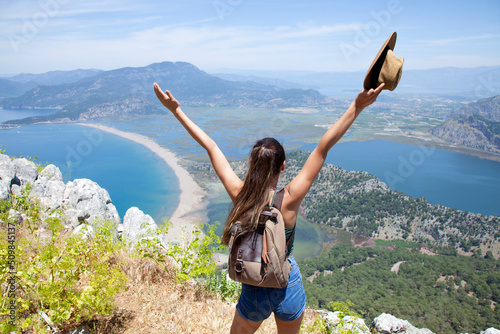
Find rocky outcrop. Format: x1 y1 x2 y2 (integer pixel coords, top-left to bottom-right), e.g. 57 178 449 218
458 95 500 122
61 178 120 228
0 153 120 229
432 95 500 154
122 206 159 244
1 152 169 246
322 311 371 333
431 115 500 154
321 311 435 334
371 313 433 333
13 158 38 186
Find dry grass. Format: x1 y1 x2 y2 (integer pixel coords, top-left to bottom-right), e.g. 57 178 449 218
80 253 322 333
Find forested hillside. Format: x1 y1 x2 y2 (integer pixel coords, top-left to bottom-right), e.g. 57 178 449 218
300 241 500 334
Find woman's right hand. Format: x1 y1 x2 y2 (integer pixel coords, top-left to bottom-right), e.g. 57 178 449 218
154 83 180 113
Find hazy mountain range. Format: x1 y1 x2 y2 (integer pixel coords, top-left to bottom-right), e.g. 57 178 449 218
0 62 338 124
1 62 499 157
211 66 500 99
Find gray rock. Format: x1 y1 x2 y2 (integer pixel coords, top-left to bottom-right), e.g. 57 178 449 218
122 207 158 244
0 179 10 200
13 158 38 185
0 153 15 182
63 208 83 229
482 328 500 334
371 313 434 334
322 311 370 334
8 209 21 224
62 178 119 226
40 164 63 182
29 164 67 222
72 224 95 240
10 184 21 196
37 179 66 210
1 154 120 235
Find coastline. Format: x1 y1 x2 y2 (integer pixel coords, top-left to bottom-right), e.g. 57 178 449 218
77 123 208 243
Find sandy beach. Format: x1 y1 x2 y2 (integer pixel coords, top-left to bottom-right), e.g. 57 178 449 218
77 123 208 243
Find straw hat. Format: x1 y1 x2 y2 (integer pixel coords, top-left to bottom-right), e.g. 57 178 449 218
363 32 404 91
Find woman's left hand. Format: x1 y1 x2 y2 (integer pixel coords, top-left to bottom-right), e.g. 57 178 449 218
353 83 385 112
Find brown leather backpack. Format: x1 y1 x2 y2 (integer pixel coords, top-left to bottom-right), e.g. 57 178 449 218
228 189 295 288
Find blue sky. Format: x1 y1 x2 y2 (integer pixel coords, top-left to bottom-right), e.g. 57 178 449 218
1 0 500 75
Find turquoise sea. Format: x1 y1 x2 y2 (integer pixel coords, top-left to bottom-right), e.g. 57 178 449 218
0 120 179 222
302 141 500 217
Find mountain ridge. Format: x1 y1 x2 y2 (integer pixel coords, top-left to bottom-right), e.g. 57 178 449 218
431 95 500 154
211 65 500 98
0 61 338 124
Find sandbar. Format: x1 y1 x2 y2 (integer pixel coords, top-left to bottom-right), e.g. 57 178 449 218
77 123 208 243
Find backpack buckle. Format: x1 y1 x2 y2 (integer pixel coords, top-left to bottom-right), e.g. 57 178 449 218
235 259 244 273
261 210 278 224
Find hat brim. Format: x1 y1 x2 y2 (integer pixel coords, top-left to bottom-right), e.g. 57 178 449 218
363 32 397 90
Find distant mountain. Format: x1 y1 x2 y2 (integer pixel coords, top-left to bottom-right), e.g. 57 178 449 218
0 69 104 99
1 62 337 124
0 78 34 98
8 69 104 86
211 66 500 99
455 95 500 121
431 95 500 154
213 73 312 90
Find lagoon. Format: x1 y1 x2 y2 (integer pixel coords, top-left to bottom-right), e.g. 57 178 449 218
0 123 179 222
302 141 500 216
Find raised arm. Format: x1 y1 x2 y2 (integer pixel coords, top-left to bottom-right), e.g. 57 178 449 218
154 83 243 201
284 83 385 212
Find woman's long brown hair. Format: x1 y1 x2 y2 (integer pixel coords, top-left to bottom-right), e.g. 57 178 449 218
221 138 285 245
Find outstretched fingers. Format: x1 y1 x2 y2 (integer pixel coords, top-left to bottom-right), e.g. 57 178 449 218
153 83 180 112
165 90 174 100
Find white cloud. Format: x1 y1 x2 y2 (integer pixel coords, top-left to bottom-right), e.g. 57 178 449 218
0 22 368 73
1 0 500 74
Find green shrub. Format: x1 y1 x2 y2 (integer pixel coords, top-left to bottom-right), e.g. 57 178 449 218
0 187 126 333
134 219 220 282
204 270 241 302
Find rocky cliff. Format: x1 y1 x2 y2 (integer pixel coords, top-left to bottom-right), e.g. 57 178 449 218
0 153 157 242
432 95 500 154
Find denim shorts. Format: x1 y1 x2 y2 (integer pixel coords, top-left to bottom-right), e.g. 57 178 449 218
236 256 306 322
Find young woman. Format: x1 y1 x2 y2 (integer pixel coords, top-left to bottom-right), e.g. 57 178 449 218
154 82 384 333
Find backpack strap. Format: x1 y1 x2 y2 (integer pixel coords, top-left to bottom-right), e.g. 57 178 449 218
271 188 295 253
272 188 285 210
